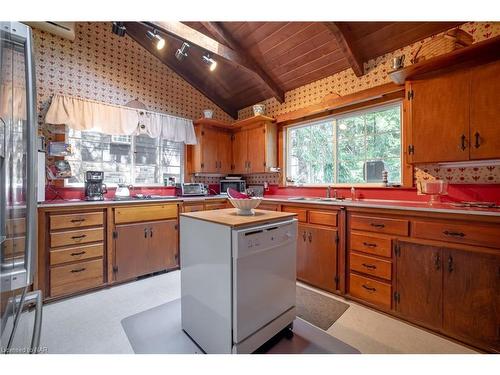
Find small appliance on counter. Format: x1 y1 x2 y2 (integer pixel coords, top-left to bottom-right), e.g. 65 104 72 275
220 179 246 195
84 171 107 201
115 183 133 200
175 183 207 197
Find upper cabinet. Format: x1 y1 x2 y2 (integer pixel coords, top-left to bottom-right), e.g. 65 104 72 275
191 121 233 174
231 116 277 174
190 116 277 175
406 60 500 164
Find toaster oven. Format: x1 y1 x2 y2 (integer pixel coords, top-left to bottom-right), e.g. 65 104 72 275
175 183 207 196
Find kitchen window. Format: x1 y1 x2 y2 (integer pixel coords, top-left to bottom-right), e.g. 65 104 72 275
65 128 184 186
286 103 402 186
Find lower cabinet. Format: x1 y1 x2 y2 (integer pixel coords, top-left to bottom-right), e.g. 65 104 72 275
114 219 178 282
394 240 500 352
297 224 338 292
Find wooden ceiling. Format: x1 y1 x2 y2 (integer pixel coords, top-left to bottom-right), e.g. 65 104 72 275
123 22 463 118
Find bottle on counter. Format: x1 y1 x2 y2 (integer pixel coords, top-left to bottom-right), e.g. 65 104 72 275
351 186 356 201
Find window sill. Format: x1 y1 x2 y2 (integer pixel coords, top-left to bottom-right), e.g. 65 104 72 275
282 183 407 189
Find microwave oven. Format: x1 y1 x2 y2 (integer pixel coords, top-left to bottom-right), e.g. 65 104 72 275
220 180 246 195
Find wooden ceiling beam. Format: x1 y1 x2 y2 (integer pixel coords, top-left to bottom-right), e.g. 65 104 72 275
324 22 365 77
200 21 285 103
148 21 284 103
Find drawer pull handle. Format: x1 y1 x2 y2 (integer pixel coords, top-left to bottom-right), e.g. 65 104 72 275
70 268 86 273
362 242 377 248
70 251 86 256
443 230 465 238
361 284 376 292
362 263 377 270
71 235 87 240
70 218 85 223
370 223 385 229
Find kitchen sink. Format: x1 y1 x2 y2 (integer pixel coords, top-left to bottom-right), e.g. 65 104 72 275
287 197 349 202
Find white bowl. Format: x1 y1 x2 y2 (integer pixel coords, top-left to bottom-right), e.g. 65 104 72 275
252 104 266 116
228 197 263 216
203 109 213 119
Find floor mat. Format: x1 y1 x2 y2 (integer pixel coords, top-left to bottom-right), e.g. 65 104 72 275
296 285 349 330
121 298 359 354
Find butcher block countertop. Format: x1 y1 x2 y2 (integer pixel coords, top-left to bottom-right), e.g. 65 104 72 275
180 208 297 227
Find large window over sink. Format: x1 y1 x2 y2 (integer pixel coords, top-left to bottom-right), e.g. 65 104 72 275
65 128 184 186
286 102 402 186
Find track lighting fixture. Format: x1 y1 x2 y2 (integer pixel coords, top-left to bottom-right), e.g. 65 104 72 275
202 54 217 72
175 42 190 61
146 29 165 50
111 22 126 37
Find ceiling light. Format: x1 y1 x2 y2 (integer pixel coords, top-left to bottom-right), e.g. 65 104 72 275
112 22 126 37
175 42 190 61
146 29 165 50
202 54 217 72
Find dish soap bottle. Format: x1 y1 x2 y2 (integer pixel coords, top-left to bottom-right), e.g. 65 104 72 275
351 187 356 201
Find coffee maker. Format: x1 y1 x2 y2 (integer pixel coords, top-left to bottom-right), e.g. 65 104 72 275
84 171 107 201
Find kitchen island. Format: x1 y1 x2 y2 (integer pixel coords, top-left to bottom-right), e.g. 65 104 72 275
180 208 298 353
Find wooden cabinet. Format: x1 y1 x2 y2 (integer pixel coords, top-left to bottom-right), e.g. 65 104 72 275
442 248 500 351
192 124 232 174
231 118 277 174
394 241 443 330
407 61 500 163
394 240 500 352
297 224 338 293
469 61 500 160
114 219 178 282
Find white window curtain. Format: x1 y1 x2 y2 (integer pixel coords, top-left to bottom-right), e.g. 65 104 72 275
45 94 197 144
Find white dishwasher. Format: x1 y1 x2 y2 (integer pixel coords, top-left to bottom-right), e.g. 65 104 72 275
180 213 297 354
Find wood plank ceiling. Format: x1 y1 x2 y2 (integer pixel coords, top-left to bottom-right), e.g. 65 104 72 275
123 21 463 118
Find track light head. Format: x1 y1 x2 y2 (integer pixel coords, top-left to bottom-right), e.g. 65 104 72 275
202 54 217 72
175 42 190 61
146 29 165 50
112 22 126 37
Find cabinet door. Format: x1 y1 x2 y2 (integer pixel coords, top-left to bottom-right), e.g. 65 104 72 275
408 70 470 163
247 125 267 173
201 127 219 173
217 130 233 174
469 61 500 160
395 241 442 330
148 220 179 272
296 224 308 282
443 248 500 351
115 222 149 282
302 225 338 292
232 129 248 174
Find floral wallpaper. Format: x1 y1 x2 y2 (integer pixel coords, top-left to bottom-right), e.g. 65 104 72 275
33 21 233 133
237 22 500 184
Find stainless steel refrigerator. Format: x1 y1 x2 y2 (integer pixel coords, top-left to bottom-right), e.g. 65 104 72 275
0 21 42 354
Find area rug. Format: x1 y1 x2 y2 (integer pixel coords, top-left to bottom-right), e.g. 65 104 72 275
121 298 359 354
296 285 350 330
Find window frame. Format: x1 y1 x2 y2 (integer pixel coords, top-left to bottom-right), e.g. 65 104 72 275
64 129 184 188
284 101 404 188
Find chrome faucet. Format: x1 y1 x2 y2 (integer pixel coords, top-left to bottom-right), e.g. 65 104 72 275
326 186 331 198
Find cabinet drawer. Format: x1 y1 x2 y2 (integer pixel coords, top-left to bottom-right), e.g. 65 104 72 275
204 202 227 211
309 210 338 227
351 215 409 236
183 204 205 213
50 228 104 248
6 218 26 236
50 243 104 266
115 204 178 224
50 211 103 230
350 232 393 258
282 206 307 222
257 203 280 211
350 253 392 281
413 220 500 249
350 273 392 309
50 259 103 297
